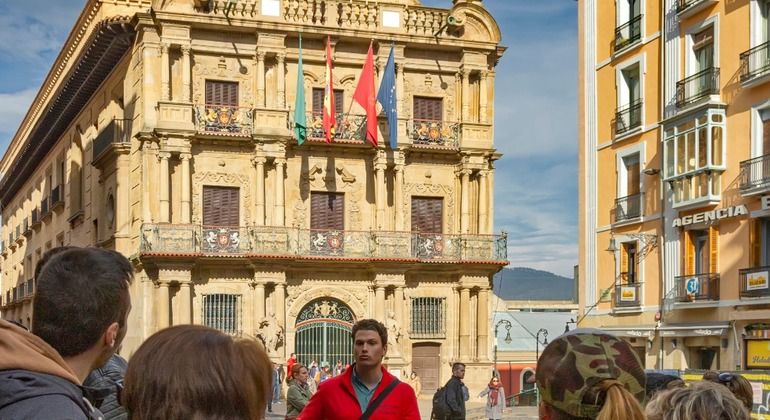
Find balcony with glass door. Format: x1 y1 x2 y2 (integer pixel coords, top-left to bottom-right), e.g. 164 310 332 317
740 42 770 87
739 266 770 299
739 154 770 196
615 100 642 136
614 14 642 52
614 193 643 223
614 278 641 308
675 273 720 302
676 0 719 18
676 68 720 108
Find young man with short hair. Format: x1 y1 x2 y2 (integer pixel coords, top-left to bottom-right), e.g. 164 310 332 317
299 319 419 419
0 247 133 419
442 362 466 420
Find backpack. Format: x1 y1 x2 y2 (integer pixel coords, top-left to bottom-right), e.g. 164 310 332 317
432 386 451 418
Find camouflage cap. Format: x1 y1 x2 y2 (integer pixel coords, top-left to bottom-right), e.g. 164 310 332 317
535 328 646 418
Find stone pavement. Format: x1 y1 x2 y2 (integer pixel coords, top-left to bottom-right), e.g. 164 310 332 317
265 397 538 419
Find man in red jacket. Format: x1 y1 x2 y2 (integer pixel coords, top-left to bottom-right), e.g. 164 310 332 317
299 319 420 419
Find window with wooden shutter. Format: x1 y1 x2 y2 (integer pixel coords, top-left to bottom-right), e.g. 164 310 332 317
750 219 762 267
708 225 719 274
203 186 240 226
311 88 344 116
205 80 239 106
411 197 443 233
310 192 344 230
684 230 695 275
413 97 443 121
621 242 637 284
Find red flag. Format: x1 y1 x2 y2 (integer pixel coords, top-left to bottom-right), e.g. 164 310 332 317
323 36 336 143
353 43 378 147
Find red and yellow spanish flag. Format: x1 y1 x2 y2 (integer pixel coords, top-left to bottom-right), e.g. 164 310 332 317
323 36 336 143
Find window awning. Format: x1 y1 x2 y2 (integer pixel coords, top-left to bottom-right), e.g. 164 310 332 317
600 322 730 338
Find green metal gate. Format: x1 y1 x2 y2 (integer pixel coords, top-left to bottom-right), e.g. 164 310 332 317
295 298 355 367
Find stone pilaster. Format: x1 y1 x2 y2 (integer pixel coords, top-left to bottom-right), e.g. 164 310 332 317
477 288 489 360
180 152 191 223
254 156 266 226
461 69 470 122
181 44 191 102
156 281 170 330
479 71 489 124
478 170 488 234
160 42 170 101
459 168 471 233
394 151 405 230
274 158 286 226
276 53 286 108
257 52 266 107
158 151 171 223
459 286 471 359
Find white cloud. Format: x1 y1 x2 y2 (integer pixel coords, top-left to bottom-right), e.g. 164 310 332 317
0 89 37 132
0 1 81 63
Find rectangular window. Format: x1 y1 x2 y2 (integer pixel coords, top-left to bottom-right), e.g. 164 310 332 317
693 27 715 71
202 186 240 226
410 297 445 337
413 97 443 121
624 154 641 196
684 227 718 275
310 192 344 230
411 197 443 233
621 242 638 284
202 294 241 335
311 88 344 116
617 64 642 134
205 80 239 106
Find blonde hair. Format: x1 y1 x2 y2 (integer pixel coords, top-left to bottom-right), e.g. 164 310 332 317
645 381 750 420
545 379 645 420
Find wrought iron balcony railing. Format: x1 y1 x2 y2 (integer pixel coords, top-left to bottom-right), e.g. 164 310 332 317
615 193 643 222
675 273 720 302
676 67 720 108
614 15 642 52
306 112 367 142
51 185 63 209
93 118 132 159
615 100 642 136
677 0 709 13
40 196 49 217
410 119 460 148
615 281 641 307
740 154 770 193
195 105 254 136
140 224 508 262
740 42 770 84
739 266 770 298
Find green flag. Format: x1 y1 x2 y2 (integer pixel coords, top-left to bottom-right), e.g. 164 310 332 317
294 34 307 144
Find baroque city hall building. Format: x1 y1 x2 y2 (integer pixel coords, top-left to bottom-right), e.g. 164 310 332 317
580 0 770 372
0 0 507 393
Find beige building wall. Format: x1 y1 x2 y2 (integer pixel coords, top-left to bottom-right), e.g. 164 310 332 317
0 0 507 394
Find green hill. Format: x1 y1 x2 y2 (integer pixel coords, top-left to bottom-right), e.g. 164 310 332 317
493 267 576 301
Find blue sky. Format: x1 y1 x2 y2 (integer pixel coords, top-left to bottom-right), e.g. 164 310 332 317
0 0 578 277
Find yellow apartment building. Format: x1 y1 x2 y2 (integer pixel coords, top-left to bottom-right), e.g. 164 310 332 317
0 0 507 393
581 0 770 371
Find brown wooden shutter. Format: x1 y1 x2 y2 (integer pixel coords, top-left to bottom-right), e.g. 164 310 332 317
411 197 443 233
203 186 240 226
311 89 344 116
684 230 694 275
626 156 640 195
310 192 344 230
750 219 762 267
413 97 443 121
763 120 770 154
709 225 719 274
205 81 239 106
334 90 344 115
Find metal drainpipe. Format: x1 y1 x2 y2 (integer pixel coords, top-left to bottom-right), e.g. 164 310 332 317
657 0 669 372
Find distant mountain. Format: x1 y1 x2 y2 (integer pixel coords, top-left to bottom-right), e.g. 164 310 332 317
493 267 576 301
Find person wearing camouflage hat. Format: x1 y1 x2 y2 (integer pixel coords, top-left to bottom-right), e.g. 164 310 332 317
535 328 646 420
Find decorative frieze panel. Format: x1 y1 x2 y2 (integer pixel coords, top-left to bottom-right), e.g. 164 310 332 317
286 284 368 321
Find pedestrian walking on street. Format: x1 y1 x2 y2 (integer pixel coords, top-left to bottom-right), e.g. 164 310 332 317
287 353 298 384
438 362 467 419
123 325 271 419
535 328 646 420
84 354 129 420
298 319 420 419
286 364 313 420
408 372 422 397
0 247 133 420
478 377 505 420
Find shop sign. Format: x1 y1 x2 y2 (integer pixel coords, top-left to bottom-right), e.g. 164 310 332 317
685 277 699 297
747 271 770 291
620 286 637 302
672 205 748 228
746 340 770 369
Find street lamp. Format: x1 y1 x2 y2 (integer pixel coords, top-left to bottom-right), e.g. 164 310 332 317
535 328 548 405
493 319 513 377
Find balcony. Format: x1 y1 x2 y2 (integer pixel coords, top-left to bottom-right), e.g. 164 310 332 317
140 224 508 263
615 281 641 308
306 112 367 143
676 67 720 108
409 119 460 148
22 217 31 237
740 42 770 87
614 15 642 52
739 154 770 196
93 118 132 161
615 100 642 136
195 105 254 136
31 208 40 229
739 266 770 299
676 0 719 17
615 193 643 223
51 185 64 212
40 196 50 219
675 273 719 302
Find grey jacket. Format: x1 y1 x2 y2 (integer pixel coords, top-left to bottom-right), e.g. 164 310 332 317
479 386 505 420
0 369 104 420
84 354 128 420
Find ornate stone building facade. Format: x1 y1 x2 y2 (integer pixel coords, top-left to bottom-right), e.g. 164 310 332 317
0 0 506 394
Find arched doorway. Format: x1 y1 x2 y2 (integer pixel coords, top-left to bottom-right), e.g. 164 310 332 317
295 298 355 367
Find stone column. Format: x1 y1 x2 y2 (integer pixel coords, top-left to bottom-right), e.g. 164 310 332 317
274 158 286 226
159 152 171 223
156 281 170 329
461 69 470 122
459 287 470 359
394 161 404 231
141 140 153 223
254 157 266 226
254 282 266 320
274 283 286 343
179 281 193 324
375 286 386 320
479 71 488 124
460 169 471 233
181 44 191 102
478 170 488 234
276 53 286 108
142 43 158 128
396 63 404 114
395 286 405 326
477 288 489 360
160 42 170 101
375 155 387 229
256 52 266 108
455 73 462 121
180 152 191 224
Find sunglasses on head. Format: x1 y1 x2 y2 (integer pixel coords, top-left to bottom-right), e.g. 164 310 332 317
718 372 733 383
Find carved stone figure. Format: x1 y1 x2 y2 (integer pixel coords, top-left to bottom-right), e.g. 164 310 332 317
386 310 403 356
257 311 284 355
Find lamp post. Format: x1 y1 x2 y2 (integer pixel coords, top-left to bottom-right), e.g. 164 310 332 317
535 328 548 406
493 319 513 378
